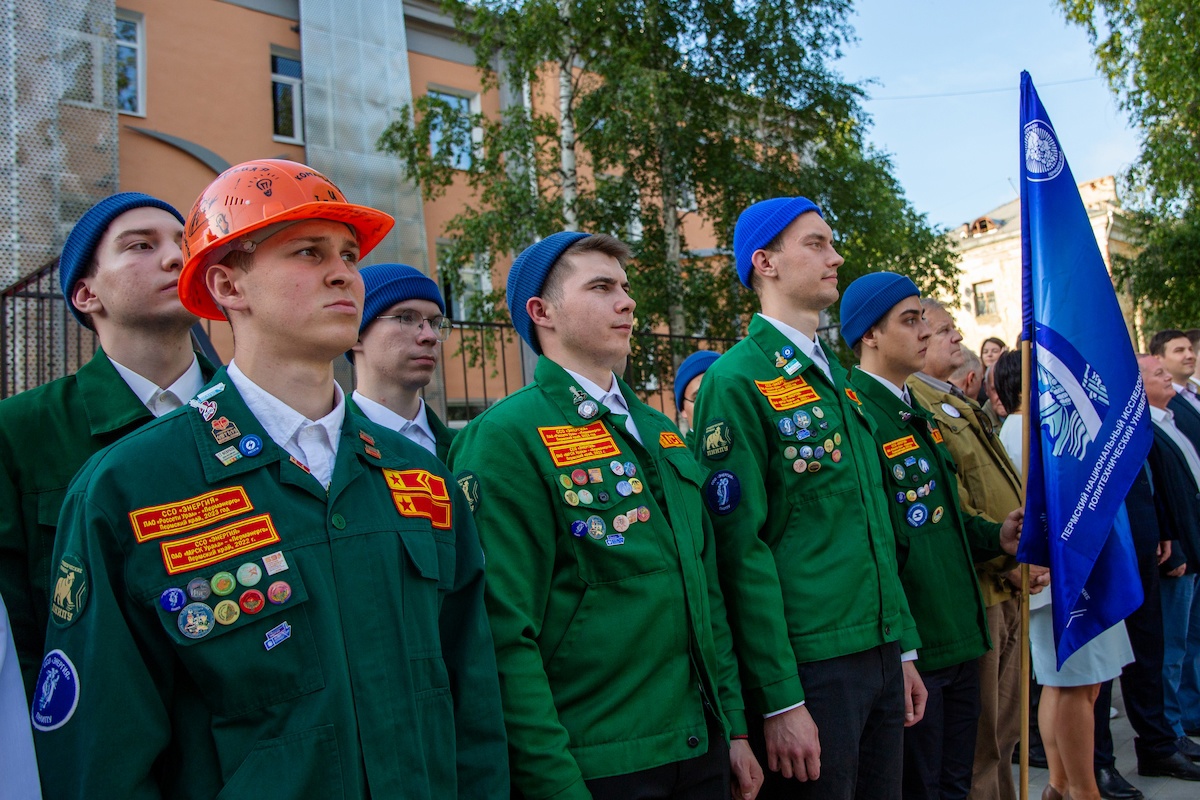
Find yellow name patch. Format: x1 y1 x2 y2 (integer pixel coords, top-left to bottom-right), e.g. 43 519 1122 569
659 431 687 449
754 376 821 411
160 514 280 576
130 487 253 544
882 435 919 459
538 421 621 468
384 469 453 530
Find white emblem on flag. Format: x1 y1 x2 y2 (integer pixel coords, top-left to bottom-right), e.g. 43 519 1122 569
1023 120 1065 182
1037 345 1106 461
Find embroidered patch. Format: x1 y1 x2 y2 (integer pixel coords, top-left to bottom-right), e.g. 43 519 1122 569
159 514 281 576
659 431 687 449
705 470 742 515
845 387 861 405
50 554 88 627
930 426 944 444
703 420 733 460
457 470 481 513
31 650 80 731
754 376 820 411
538 421 621 467
384 469 453 530
882 435 919 459
130 487 253 543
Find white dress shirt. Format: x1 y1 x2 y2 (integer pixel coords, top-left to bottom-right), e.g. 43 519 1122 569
857 367 912 406
563 368 642 445
110 354 205 417
1150 405 1200 490
0 594 41 798
227 361 345 489
1172 382 1200 417
758 313 833 384
351 391 438 457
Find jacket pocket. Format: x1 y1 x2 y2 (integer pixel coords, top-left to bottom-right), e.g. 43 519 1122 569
216 724 343 799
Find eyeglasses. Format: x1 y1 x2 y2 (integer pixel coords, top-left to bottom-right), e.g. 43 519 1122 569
375 310 454 342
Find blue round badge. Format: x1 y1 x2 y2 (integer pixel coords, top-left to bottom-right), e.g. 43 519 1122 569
623 462 636 478
178 602 215 639
31 650 80 731
570 520 588 538
895 491 906 504
919 458 930 474
705 470 742 516
799 445 814 459
906 502 929 528
781 346 795 359
778 417 796 436
793 410 811 429
239 434 263 457
929 479 936 491
616 480 633 497
159 587 187 612
814 446 825 459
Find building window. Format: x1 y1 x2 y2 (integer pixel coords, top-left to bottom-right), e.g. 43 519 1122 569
427 90 474 171
271 54 303 143
973 280 998 317
114 10 144 115
438 244 492 321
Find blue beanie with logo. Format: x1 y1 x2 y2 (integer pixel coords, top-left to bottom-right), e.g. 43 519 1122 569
59 192 185 328
506 231 590 353
733 197 822 288
838 272 921 349
673 350 721 411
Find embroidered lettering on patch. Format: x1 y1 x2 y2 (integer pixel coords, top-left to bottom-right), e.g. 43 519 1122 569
538 421 621 467
930 427 944 444
882 435 919 459
160 514 281 576
659 431 687 449
384 469 453 530
754 376 821 411
129 487 254 543
845 387 861 405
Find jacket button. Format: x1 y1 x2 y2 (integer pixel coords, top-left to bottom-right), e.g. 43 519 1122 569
884 625 892 636
687 735 700 748
332 513 346 530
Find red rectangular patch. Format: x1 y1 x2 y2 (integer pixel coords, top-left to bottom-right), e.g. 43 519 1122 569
384 469 453 530
659 431 687 449
930 427 944 444
160 514 280 576
754 376 821 411
882 435 919 459
538 421 621 468
130 487 253 544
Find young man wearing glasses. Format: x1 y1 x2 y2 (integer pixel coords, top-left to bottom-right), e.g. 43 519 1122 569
348 263 457 461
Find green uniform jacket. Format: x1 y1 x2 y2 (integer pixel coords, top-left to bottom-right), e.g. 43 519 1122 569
345 395 457 464
34 369 508 799
690 315 917 715
849 369 999 671
448 357 745 800
908 376 1023 607
0 348 215 695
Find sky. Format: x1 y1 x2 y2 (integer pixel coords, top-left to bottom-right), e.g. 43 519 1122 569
835 0 1140 230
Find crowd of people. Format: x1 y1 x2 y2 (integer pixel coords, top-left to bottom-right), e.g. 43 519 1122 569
0 158 1197 800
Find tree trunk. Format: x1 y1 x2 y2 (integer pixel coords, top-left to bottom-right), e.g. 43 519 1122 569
558 0 578 230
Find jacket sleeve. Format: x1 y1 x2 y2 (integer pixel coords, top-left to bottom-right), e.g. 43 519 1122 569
690 372 804 713
448 421 592 800
700 507 747 737
35 487 172 800
440 480 510 798
0 448 39 696
962 513 1004 562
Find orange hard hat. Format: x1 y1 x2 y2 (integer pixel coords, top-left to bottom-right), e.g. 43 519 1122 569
180 159 395 320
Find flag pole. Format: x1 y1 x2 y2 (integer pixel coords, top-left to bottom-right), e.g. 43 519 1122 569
1019 338 1032 800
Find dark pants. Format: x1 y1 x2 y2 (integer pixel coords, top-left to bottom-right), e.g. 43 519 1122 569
902 659 981 800
585 735 731 800
751 642 905 800
1095 542 1177 766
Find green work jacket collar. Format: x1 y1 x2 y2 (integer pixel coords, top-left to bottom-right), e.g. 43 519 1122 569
77 347 216 437
853 367 936 430
746 314 848 394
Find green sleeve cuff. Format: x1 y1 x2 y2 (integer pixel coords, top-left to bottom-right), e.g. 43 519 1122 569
751 673 805 716
724 708 748 739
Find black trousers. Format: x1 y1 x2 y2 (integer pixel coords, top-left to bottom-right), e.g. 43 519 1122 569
750 642 905 800
1094 540 1177 766
902 659 981 800
585 732 730 800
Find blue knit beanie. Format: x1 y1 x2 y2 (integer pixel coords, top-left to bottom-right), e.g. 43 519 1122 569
839 272 921 349
674 350 721 411
733 197 823 288
360 263 445 332
59 192 185 328
506 231 590 353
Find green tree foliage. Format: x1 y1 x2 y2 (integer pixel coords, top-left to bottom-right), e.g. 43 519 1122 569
1059 0 1200 328
378 0 958 354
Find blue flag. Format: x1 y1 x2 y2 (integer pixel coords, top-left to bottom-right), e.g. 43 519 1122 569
1018 71 1148 668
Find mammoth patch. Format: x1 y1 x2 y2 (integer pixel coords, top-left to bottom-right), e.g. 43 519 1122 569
50 554 88 627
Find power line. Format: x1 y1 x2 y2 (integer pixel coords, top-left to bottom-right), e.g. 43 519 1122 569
869 76 1099 101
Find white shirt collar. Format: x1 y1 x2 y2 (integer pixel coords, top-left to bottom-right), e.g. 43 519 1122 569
562 367 641 443
1149 405 1173 425
351 391 437 457
756 313 832 383
227 360 345 488
913 371 957 395
856 367 911 406
109 354 205 417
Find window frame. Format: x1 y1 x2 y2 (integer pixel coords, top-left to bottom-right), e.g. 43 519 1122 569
426 87 480 172
271 50 304 145
114 9 145 117
972 280 998 318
